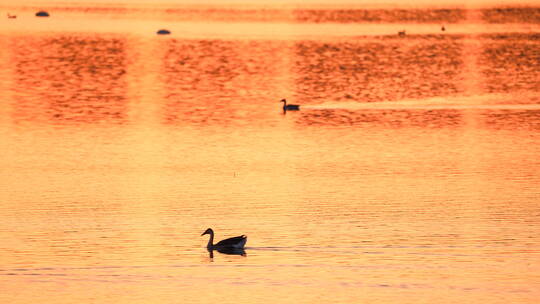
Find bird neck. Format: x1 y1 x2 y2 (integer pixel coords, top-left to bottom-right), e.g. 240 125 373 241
206 232 214 250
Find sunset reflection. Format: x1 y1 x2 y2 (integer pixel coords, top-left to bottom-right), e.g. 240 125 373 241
296 109 464 128
10 35 128 124
292 36 463 104
161 39 290 126
480 33 540 94
1 2 539 304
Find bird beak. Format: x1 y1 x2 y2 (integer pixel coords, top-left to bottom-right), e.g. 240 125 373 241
201 231 207 236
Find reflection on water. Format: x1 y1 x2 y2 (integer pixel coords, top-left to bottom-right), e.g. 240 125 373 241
480 110 540 131
5 5 539 24
162 39 290 126
293 36 463 104
1 6 540 304
208 248 247 260
481 34 540 94
297 109 464 128
482 7 540 23
10 35 128 124
293 8 467 23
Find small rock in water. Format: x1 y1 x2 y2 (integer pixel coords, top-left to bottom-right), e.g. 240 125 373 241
35 11 50 17
157 29 171 35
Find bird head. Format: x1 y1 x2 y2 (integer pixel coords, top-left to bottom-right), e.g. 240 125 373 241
201 228 213 236
280 99 286 103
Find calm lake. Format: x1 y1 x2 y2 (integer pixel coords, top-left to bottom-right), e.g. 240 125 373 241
0 4 539 304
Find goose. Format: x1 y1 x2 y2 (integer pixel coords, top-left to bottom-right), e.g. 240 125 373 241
280 99 300 111
201 228 247 253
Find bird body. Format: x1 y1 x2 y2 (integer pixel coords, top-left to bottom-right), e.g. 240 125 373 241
201 228 247 252
280 99 300 111
214 235 247 249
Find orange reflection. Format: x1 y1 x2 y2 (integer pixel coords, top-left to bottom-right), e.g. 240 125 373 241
161 39 291 126
10 35 128 125
296 109 464 128
292 37 464 104
1 4 540 304
480 33 540 94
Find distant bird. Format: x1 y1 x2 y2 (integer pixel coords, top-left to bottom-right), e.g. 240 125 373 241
441 25 446 32
280 99 300 111
201 228 247 253
7 13 17 19
156 29 171 35
398 30 406 37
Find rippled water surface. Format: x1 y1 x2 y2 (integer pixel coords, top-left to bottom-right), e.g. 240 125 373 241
1 4 539 304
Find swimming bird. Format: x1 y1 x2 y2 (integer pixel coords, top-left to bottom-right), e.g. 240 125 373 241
280 99 300 111
201 228 247 252
7 13 17 19
398 30 406 37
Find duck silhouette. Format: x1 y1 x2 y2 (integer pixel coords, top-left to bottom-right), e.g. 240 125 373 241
201 228 246 256
280 99 300 112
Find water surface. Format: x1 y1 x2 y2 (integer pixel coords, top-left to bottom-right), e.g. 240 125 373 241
0 4 539 304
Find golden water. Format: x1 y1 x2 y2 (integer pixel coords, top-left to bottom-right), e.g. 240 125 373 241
0 4 539 304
